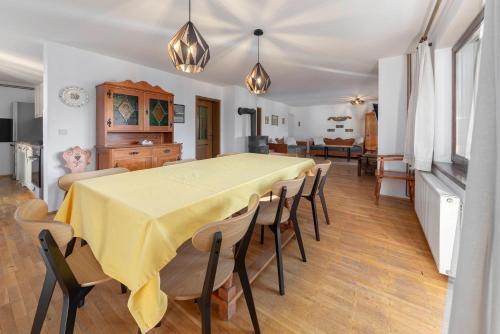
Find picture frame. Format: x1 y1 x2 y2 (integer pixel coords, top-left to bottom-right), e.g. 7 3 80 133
271 115 279 126
282 117 285 124
174 104 185 123
265 116 269 124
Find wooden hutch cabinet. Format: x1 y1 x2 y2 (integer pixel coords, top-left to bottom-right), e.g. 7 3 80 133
95 80 182 171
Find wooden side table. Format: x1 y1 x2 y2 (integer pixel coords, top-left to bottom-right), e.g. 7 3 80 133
358 152 377 176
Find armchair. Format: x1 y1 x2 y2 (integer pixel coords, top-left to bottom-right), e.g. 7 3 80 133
374 155 414 204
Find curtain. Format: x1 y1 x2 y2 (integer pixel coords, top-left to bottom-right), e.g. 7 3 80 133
448 0 500 333
403 43 435 171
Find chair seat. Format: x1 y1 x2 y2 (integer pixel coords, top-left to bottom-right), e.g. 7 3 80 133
66 245 111 287
162 242 235 300
256 200 290 225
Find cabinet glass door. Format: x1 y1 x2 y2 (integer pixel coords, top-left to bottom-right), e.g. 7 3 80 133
107 87 143 131
145 93 171 132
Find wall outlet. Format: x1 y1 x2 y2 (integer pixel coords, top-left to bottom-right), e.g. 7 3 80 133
58 129 68 135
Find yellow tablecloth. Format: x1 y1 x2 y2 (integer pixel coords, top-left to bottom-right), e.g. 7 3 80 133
55 153 314 333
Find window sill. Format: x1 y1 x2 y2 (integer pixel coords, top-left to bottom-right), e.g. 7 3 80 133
432 162 467 190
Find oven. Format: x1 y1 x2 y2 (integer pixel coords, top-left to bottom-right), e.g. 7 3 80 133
30 145 42 189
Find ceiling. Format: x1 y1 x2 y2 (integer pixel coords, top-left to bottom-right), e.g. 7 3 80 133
0 32 43 85
0 0 434 105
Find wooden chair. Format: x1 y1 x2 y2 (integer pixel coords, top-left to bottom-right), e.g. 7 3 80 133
162 159 196 166
161 194 261 334
58 167 129 195
256 176 307 295
14 199 111 334
374 155 415 204
301 161 332 241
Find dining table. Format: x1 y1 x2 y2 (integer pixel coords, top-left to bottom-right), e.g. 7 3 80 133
55 153 315 333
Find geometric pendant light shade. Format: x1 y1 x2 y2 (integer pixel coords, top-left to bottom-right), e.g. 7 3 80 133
168 0 210 73
245 29 271 95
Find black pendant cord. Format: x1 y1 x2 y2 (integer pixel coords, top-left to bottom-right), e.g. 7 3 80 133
188 0 191 22
257 36 260 63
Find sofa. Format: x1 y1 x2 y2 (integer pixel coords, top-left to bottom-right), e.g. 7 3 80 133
268 138 307 156
310 137 364 158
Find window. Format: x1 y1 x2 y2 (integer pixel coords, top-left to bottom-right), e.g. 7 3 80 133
452 9 484 168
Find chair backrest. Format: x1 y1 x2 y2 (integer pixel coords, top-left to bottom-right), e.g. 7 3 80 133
192 194 260 252
313 160 332 179
376 155 404 177
162 159 196 166
58 167 129 193
272 176 306 199
14 199 73 248
62 146 92 173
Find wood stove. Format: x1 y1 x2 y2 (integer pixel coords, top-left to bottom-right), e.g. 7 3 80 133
237 107 268 154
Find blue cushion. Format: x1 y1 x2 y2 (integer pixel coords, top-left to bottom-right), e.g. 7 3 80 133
288 145 306 153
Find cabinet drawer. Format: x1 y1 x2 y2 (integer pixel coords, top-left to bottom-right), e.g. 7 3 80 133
156 155 178 167
114 158 152 171
112 147 152 160
153 145 180 157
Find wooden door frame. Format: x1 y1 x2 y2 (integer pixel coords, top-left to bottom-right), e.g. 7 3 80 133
256 107 262 136
195 96 221 158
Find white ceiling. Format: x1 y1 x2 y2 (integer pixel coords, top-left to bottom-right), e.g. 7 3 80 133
0 0 434 105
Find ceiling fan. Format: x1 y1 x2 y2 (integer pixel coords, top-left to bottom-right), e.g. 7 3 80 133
336 95 378 105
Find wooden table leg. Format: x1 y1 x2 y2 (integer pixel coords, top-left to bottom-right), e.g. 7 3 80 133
213 226 295 320
213 274 237 320
324 146 328 160
347 147 351 162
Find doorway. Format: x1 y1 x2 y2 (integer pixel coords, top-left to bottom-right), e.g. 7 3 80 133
195 96 220 160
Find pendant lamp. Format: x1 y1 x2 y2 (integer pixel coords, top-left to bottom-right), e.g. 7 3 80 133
168 0 210 73
245 29 271 94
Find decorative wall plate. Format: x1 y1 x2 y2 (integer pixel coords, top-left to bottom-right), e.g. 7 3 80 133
59 86 89 107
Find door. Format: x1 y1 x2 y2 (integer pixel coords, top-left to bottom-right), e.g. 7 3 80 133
144 93 172 132
105 86 144 131
196 100 213 160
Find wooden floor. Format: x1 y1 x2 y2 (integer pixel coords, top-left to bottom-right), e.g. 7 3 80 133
0 162 448 334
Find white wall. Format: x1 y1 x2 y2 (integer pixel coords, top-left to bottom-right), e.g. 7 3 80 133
43 42 288 211
0 85 34 175
289 103 372 141
378 55 407 198
259 96 289 141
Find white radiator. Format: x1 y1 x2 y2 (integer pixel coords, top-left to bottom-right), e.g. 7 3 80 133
15 143 34 191
415 171 461 276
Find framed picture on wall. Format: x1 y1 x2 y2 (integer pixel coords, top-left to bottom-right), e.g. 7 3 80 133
174 104 185 123
271 115 279 126
282 117 285 124
265 116 269 124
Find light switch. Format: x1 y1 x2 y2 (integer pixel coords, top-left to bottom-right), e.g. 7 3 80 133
58 129 68 135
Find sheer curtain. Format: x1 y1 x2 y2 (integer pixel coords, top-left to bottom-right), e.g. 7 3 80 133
448 0 500 333
403 43 435 171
